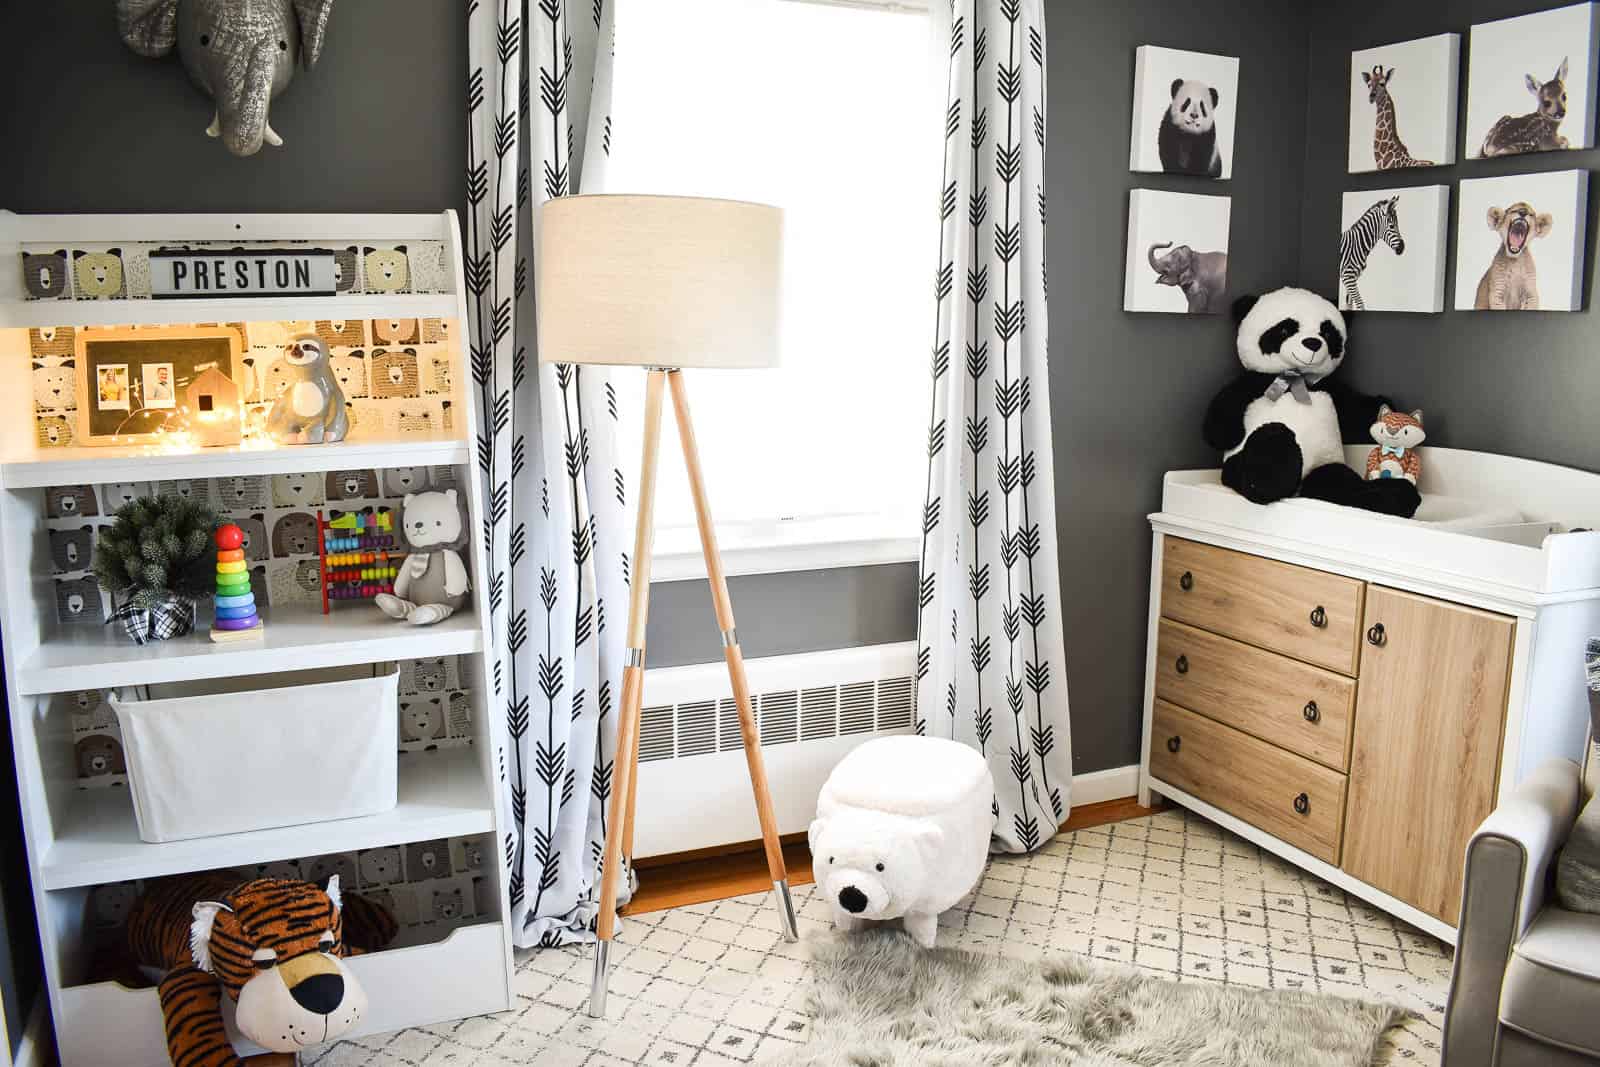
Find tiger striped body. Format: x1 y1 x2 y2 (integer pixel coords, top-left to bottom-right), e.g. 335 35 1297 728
129 875 380 1067
1365 406 1425 484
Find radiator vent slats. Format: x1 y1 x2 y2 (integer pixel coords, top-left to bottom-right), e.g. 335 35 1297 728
635 674 915 762
639 705 676 762
876 677 914 731
800 686 836 741
675 699 717 759
758 690 798 745
839 681 875 735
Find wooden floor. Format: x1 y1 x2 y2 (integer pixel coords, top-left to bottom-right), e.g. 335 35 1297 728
624 795 1158 915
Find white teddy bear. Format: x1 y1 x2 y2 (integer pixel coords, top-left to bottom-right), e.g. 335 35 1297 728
810 735 994 948
375 489 471 626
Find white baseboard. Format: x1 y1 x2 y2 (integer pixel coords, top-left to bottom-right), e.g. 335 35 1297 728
1068 764 1139 809
12 993 50 1067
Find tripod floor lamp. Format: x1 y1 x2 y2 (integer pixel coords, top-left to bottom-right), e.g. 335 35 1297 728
537 194 798 1019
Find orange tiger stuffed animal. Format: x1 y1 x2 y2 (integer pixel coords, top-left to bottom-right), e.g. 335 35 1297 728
129 873 393 1066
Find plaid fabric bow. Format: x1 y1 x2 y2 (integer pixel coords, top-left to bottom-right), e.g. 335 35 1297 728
109 597 195 646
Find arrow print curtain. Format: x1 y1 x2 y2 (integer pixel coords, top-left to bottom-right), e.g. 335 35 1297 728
467 0 631 947
918 0 1072 853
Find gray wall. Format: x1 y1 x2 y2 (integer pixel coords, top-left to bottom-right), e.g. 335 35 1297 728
1 2 466 214
1299 0 1600 475
1045 1 1313 772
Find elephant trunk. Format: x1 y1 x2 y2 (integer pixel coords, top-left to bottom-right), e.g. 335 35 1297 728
1148 242 1174 274
219 37 278 157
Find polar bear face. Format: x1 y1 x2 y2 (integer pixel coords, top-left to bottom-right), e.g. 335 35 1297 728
809 808 942 921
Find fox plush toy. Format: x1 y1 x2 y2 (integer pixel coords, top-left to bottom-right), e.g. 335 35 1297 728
1364 405 1425 484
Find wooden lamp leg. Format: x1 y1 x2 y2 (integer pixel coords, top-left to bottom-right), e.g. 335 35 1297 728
666 370 799 943
589 369 667 1019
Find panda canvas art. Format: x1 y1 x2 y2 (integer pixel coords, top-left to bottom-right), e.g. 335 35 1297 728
1130 46 1239 179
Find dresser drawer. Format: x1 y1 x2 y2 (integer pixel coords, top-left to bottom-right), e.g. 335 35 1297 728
1161 538 1364 674
1149 700 1347 864
1154 619 1355 771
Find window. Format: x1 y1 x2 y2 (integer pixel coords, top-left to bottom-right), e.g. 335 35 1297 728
606 0 939 577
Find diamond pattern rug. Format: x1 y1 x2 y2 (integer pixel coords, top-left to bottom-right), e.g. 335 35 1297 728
307 808 1454 1066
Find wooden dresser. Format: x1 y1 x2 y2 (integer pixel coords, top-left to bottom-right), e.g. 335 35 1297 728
1141 450 1600 944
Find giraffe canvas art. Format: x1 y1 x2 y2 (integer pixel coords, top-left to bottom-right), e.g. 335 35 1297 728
1347 34 1460 174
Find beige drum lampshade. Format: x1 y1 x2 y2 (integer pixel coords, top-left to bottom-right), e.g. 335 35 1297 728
536 194 783 369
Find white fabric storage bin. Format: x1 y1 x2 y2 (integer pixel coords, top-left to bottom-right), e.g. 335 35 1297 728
110 666 399 842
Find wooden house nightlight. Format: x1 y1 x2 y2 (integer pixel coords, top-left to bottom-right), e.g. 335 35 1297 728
185 364 242 447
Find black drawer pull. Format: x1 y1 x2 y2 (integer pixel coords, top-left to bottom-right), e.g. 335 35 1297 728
1179 570 1194 592
1309 605 1327 629
1293 792 1310 816
1166 735 1181 753
1303 701 1319 723
1367 623 1386 647
1175 654 1189 675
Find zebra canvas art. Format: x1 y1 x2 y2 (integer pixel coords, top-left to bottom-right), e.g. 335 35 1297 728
1339 197 1405 310
1337 186 1450 313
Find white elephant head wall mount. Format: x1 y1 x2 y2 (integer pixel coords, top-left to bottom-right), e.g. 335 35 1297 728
117 0 335 157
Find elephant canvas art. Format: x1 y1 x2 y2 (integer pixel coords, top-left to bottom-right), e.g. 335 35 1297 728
117 0 335 157
1146 241 1229 313
1124 189 1233 314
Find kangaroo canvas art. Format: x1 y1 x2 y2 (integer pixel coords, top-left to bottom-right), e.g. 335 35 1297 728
1465 3 1600 157
1337 186 1449 313
1453 170 1589 312
1347 34 1459 172
1124 189 1232 314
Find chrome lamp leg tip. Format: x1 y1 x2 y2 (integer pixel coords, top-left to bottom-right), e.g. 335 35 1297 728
587 940 611 1018
774 879 799 943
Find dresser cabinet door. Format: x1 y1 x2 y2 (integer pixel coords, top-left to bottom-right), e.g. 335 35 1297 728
1341 586 1513 924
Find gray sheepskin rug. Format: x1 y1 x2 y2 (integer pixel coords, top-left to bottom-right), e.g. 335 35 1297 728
763 929 1404 1066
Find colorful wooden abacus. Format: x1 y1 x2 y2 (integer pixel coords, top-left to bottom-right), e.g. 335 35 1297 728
317 510 402 613
209 523 264 642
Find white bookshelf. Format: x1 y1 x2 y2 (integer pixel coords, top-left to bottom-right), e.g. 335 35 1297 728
18 603 484 694
0 293 458 330
0 435 471 490
41 746 494 891
0 212 515 1067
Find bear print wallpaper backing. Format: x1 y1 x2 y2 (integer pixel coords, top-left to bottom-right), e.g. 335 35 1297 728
25 318 458 450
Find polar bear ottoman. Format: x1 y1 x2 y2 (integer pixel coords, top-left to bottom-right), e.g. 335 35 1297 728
809 735 994 947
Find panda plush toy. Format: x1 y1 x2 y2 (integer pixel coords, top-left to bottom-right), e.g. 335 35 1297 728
1203 286 1420 518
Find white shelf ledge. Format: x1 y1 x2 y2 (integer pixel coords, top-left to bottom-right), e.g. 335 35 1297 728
0 292 456 330
0 435 471 489
18 603 483 695
41 746 492 890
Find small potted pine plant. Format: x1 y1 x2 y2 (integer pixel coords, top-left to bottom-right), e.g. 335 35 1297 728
93 494 219 644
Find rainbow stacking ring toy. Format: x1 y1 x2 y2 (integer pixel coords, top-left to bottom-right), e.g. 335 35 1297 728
209 524 261 637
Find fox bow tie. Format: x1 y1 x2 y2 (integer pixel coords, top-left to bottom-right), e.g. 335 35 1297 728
1381 444 1407 457
1265 373 1313 404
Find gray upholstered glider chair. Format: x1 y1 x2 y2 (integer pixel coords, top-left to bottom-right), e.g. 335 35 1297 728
1442 758 1599 1067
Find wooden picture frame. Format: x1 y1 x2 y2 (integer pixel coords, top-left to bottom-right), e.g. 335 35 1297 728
73 325 244 446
